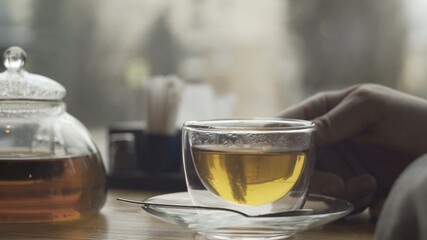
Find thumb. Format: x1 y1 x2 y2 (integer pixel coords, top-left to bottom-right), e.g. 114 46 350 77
313 89 383 146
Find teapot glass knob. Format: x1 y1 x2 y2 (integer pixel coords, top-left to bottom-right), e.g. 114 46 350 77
3 46 27 72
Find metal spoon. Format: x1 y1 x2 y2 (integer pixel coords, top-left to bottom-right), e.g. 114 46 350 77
117 197 313 218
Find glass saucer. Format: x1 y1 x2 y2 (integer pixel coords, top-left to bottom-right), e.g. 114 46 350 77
140 192 354 240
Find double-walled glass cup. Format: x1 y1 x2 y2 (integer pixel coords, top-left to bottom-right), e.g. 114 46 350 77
182 118 315 215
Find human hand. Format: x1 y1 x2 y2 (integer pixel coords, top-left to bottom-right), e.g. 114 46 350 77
278 84 427 215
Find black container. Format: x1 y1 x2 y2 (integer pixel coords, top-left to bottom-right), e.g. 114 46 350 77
107 121 185 191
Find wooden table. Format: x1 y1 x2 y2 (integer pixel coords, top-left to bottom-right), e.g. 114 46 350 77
0 189 375 239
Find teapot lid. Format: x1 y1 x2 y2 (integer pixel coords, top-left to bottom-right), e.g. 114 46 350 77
0 46 66 100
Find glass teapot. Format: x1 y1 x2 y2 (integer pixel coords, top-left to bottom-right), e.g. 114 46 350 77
0 47 107 223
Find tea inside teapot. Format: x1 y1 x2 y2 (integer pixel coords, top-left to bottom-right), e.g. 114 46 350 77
0 47 107 223
0 153 106 222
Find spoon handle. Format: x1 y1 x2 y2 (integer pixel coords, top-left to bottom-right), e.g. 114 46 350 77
117 197 313 217
117 197 250 216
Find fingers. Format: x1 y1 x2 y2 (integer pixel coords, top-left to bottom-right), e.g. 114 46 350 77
309 170 345 199
315 141 369 182
313 92 378 146
370 198 386 221
310 170 377 214
279 85 386 146
277 85 359 120
346 174 377 213
277 85 367 146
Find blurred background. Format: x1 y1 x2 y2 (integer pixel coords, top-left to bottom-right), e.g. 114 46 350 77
1 0 427 164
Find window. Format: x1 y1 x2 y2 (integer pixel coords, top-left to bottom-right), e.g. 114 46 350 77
1 0 426 162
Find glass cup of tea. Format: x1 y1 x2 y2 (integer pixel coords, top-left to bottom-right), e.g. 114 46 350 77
182 118 316 216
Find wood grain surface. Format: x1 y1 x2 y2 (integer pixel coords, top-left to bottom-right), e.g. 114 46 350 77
0 189 375 240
